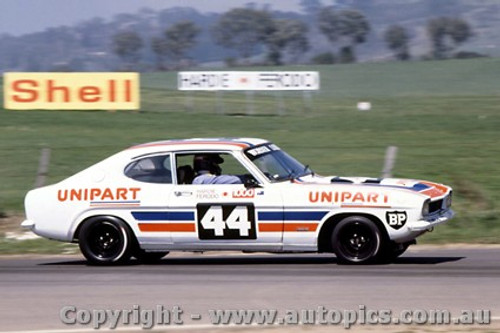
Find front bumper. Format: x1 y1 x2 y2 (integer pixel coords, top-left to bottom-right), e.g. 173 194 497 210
408 209 455 232
21 219 35 230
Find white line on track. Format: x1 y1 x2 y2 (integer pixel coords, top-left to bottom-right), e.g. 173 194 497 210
3 318 500 333
0 323 232 333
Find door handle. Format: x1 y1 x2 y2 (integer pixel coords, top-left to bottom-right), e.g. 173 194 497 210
174 191 193 197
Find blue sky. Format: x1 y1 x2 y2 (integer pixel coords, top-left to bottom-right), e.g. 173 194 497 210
0 0 304 36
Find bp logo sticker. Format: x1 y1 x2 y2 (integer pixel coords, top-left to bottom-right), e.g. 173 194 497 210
386 211 407 230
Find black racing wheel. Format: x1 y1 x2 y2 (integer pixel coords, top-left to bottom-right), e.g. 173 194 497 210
331 216 382 264
78 216 133 265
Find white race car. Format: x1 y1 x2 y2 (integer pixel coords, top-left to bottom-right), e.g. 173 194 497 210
22 138 454 265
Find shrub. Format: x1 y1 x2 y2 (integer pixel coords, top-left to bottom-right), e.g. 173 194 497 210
454 51 488 59
311 52 336 64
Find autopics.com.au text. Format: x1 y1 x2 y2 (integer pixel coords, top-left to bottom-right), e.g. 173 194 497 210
60 305 492 329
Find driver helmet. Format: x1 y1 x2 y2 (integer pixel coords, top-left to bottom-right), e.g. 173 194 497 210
193 154 224 175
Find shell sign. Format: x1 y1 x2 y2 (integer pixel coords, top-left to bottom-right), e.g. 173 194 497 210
3 72 140 110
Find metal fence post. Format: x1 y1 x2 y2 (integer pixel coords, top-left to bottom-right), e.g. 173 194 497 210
34 147 51 188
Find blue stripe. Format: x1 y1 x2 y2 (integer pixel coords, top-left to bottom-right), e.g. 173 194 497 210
284 211 328 221
365 182 431 192
258 212 283 221
91 201 140 204
134 210 327 222
169 212 195 220
132 211 194 221
412 183 431 191
259 211 328 221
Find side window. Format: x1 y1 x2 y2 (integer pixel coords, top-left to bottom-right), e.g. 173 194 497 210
175 152 253 185
176 154 195 185
218 153 250 175
124 155 172 184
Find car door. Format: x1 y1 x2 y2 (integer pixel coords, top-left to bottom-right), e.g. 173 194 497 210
167 151 284 251
123 153 176 249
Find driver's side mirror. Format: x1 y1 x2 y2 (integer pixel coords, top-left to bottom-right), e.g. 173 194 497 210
244 177 262 189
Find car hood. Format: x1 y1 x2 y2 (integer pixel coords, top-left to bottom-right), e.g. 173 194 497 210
296 175 451 199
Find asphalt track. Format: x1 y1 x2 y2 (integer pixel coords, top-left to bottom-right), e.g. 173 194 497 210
0 247 499 333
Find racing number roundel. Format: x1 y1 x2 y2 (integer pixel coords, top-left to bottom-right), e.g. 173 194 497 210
197 203 256 240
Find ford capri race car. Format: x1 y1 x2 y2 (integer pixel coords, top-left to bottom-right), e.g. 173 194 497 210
22 138 454 265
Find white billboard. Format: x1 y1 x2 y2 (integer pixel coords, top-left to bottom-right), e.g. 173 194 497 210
178 71 320 91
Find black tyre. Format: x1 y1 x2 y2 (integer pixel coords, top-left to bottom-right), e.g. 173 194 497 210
331 216 382 264
133 249 169 263
78 216 133 265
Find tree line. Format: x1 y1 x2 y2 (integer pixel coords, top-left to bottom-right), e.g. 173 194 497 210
113 7 474 70
0 5 477 72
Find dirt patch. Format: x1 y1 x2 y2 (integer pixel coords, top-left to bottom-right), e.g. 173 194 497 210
0 213 25 235
452 178 492 210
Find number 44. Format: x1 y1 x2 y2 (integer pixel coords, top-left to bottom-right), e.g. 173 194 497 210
201 206 251 236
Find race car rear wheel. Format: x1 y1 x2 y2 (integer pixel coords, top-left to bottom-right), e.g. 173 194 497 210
331 216 382 264
78 217 133 265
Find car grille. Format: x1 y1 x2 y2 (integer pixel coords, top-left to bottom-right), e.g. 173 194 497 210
429 199 443 214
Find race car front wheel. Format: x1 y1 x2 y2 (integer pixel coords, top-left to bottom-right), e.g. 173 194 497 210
331 216 382 264
78 216 133 265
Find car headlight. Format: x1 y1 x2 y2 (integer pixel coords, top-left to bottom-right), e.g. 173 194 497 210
445 192 453 209
422 199 430 217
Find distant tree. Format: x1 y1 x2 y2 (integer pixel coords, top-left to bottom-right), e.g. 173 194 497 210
427 18 449 59
318 7 340 44
25 54 42 71
454 51 487 59
78 18 107 48
427 17 472 59
318 8 370 63
282 20 310 63
212 8 274 64
151 21 200 70
112 31 144 69
151 36 169 70
339 46 355 63
384 25 410 61
447 17 473 45
265 19 309 65
164 21 200 68
311 52 336 64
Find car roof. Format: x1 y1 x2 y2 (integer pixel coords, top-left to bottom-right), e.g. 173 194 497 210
127 138 269 154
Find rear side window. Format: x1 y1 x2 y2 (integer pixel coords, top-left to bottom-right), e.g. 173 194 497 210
124 155 172 184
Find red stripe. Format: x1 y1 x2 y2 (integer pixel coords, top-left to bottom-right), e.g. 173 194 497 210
340 205 392 209
140 222 319 233
139 223 196 232
419 181 449 198
259 223 318 232
129 141 249 150
89 204 140 207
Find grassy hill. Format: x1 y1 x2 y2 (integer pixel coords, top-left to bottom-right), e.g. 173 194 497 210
1 58 500 246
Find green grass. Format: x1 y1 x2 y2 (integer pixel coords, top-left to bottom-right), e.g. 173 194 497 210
1 58 500 251
0 238 78 255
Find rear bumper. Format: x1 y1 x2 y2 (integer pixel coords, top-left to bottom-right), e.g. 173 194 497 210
408 209 455 232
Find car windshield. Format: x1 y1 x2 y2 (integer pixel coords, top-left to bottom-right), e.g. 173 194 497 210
245 144 312 182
